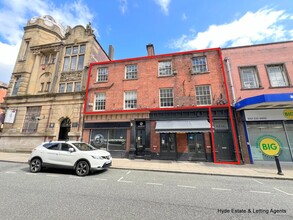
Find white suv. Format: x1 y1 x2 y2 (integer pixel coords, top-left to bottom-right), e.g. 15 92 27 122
28 141 112 176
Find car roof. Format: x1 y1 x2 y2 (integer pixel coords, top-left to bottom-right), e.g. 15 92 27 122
42 141 85 144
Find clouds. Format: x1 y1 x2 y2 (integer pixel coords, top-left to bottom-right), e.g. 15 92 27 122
0 0 94 83
169 8 293 51
119 0 128 15
154 0 171 15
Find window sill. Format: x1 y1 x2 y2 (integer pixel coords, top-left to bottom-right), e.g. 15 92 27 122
158 75 174 78
241 87 264 91
123 78 138 81
268 85 293 89
95 81 109 84
191 71 210 75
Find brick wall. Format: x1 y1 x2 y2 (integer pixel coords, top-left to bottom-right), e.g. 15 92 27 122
86 49 227 113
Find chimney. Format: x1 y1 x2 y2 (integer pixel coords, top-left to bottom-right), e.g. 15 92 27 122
108 45 114 60
146 44 155 56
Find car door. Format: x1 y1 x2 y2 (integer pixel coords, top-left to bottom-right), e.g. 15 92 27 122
45 143 61 165
58 143 77 167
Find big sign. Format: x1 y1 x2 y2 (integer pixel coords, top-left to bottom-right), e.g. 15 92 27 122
256 135 281 157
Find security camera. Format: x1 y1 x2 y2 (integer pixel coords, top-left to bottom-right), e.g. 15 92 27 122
36 116 41 120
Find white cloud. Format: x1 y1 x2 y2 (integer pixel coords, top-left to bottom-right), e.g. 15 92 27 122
119 0 128 15
182 13 187 21
0 0 94 83
154 0 171 15
169 8 293 51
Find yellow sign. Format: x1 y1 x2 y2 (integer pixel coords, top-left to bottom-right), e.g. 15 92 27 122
283 109 293 119
258 136 281 156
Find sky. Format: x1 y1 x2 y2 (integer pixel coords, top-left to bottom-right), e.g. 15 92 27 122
0 0 293 84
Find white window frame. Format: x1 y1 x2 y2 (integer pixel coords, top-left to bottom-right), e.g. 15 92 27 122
158 60 172 76
195 85 212 106
160 88 174 108
192 56 208 74
124 91 137 109
125 64 138 79
239 66 260 89
266 64 289 87
94 93 106 111
97 67 108 82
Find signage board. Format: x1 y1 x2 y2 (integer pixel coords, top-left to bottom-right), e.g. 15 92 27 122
245 109 293 121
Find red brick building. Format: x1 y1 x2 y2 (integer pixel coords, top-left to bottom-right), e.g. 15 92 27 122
0 82 8 131
83 45 241 164
222 41 293 163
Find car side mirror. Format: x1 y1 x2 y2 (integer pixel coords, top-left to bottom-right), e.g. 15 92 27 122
69 148 74 153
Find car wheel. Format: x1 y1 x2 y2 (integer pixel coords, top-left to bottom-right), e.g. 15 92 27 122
75 161 90 176
30 158 42 173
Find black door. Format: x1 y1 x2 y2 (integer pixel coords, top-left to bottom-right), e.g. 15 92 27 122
187 133 206 160
214 131 235 161
160 133 177 160
136 128 146 156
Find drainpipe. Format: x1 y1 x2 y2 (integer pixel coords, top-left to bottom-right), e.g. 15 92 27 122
224 57 236 105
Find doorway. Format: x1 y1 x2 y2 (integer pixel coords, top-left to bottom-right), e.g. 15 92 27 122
58 118 71 140
160 133 177 160
187 133 206 160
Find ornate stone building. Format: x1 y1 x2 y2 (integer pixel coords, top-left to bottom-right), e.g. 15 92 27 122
0 15 110 152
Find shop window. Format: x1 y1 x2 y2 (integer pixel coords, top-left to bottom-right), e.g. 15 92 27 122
246 121 292 162
239 66 260 89
90 129 126 151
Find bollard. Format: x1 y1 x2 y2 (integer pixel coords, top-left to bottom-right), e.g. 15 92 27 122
274 155 284 175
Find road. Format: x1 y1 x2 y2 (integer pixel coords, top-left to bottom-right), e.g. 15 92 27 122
0 161 292 220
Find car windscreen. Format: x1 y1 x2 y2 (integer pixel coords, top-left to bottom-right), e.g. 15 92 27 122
72 142 96 151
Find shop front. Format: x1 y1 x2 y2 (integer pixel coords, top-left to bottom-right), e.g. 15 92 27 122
150 108 240 163
235 93 293 163
244 109 293 162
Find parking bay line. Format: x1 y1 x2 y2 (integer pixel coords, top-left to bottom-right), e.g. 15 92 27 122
93 178 107 181
46 174 59 177
177 185 197 189
117 177 132 183
252 179 264 185
250 190 271 194
146 182 163 186
212 188 232 191
274 187 293 196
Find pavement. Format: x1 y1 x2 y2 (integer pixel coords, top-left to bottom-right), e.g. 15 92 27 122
0 151 293 180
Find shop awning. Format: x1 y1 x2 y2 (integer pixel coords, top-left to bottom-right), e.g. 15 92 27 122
235 93 293 110
155 120 211 133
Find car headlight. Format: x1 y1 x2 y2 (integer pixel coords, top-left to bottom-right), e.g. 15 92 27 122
91 155 103 160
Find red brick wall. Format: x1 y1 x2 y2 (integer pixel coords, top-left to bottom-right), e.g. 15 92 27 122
0 88 7 114
86 49 227 113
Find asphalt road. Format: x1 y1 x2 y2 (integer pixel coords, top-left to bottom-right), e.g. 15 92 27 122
0 161 293 220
